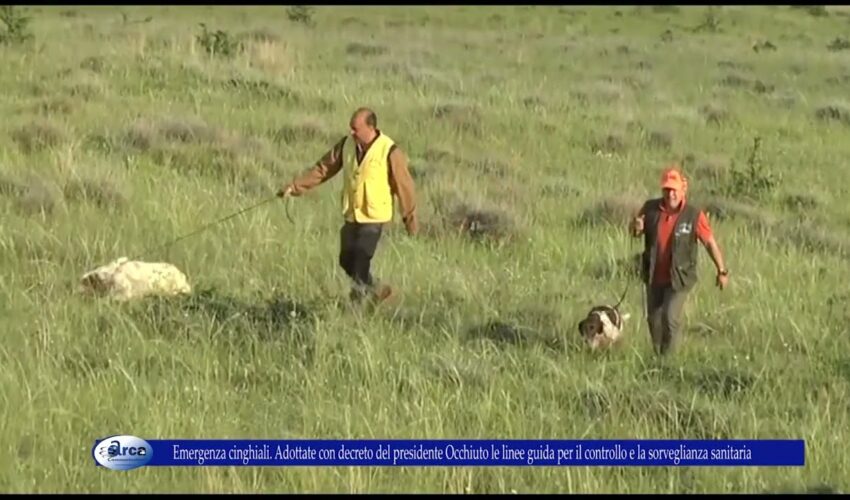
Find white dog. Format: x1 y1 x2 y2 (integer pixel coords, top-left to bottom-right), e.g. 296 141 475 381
79 257 191 302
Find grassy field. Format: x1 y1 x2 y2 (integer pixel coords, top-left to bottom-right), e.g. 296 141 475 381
2 5 850 493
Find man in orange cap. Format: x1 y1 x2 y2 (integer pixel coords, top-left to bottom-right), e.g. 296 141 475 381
631 165 729 355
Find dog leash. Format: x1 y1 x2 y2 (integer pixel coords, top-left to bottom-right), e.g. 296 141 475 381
613 227 642 312
613 275 632 310
132 194 286 262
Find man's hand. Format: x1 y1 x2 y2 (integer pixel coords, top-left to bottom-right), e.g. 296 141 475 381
703 236 728 291
276 185 294 198
404 217 418 237
716 270 729 290
631 215 645 236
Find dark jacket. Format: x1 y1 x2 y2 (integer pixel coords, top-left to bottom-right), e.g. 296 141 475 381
640 198 701 291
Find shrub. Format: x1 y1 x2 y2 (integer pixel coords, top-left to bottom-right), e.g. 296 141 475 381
0 6 33 46
196 23 242 58
722 137 781 201
827 37 850 52
286 6 315 27
11 120 66 153
790 5 828 17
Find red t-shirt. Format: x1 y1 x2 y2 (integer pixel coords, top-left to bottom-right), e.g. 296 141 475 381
651 201 713 286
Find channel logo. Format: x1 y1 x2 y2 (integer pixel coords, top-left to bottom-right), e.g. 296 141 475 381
93 435 153 471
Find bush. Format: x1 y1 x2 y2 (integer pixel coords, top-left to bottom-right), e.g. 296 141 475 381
693 7 721 33
286 6 315 27
790 5 828 17
815 104 850 125
827 37 850 52
721 137 781 201
11 120 66 153
196 23 242 58
0 5 34 45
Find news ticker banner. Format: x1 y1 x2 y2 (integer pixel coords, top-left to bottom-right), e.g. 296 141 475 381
93 437 805 471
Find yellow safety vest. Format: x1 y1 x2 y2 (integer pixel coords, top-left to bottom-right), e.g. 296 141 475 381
341 133 395 223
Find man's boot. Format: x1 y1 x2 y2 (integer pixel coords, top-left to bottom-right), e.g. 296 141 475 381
370 283 395 305
349 283 368 305
376 284 394 303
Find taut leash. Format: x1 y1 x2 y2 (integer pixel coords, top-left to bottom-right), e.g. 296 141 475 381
131 195 280 262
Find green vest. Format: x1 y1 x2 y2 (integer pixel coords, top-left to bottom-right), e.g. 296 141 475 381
641 199 701 291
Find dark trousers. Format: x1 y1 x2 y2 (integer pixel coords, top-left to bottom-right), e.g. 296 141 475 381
646 285 689 355
339 221 383 298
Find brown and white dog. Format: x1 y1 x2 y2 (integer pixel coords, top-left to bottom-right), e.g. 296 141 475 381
578 305 631 350
79 257 191 302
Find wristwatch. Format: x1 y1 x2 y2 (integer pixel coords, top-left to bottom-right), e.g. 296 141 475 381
718 269 729 276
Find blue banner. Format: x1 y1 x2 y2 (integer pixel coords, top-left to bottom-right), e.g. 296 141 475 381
92 437 805 471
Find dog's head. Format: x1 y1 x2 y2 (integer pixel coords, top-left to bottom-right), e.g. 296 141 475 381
578 307 630 350
79 257 129 295
578 313 605 342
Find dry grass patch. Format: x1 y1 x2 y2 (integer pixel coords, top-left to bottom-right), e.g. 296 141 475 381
431 103 483 137
784 223 850 258
688 155 731 187
590 132 628 155
589 252 642 281
345 42 387 57
121 117 267 154
32 96 74 116
223 77 301 103
79 56 109 73
447 204 516 245
577 195 644 228
242 38 294 75
239 29 281 44
700 103 733 125
62 176 126 211
780 193 820 212
645 129 673 150
14 176 63 217
272 120 331 146
698 196 776 228
11 120 67 153
0 172 27 197
815 104 850 126
421 194 518 246
117 117 276 182
62 72 105 101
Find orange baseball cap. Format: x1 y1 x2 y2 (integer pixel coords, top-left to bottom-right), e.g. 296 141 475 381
660 167 685 191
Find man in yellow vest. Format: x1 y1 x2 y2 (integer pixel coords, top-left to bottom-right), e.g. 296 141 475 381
277 108 418 304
